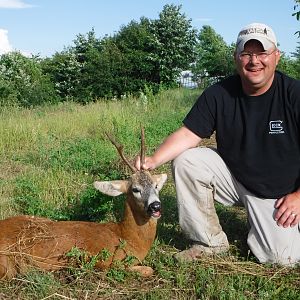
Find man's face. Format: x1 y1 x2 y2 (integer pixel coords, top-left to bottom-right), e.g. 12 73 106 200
235 39 280 95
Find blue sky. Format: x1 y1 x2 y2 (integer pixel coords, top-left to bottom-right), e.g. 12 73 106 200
0 0 299 57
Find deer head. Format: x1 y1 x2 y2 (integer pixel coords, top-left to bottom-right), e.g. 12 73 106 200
94 128 167 219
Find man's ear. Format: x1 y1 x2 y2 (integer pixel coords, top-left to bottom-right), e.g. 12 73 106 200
275 49 281 66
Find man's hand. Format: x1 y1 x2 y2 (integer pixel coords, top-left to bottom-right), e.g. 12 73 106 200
134 155 157 171
274 190 300 227
134 126 202 171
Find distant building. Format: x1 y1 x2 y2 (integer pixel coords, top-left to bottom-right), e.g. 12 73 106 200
178 70 198 89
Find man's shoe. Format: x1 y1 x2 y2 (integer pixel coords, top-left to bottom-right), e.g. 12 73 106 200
174 244 229 262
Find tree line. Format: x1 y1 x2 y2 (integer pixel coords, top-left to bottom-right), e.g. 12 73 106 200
0 4 299 108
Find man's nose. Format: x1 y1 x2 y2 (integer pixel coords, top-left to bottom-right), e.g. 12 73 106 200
249 53 259 62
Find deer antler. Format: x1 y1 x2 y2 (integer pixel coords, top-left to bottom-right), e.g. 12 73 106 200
140 127 146 170
105 132 137 173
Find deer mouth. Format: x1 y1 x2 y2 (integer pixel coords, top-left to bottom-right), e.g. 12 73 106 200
147 201 161 219
150 210 161 219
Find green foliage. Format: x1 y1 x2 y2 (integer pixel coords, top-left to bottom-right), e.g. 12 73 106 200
192 26 235 86
290 42 300 79
2 4 300 108
66 246 109 270
41 50 82 99
38 4 199 102
277 52 300 79
293 0 300 37
152 4 197 86
113 18 160 94
67 186 123 222
0 52 58 108
106 265 129 283
70 30 121 102
32 137 107 173
65 246 113 280
13 176 68 219
16 271 61 299
77 36 127 100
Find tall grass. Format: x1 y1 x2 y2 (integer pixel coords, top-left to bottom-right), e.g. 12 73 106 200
0 88 196 220
0 88 299 299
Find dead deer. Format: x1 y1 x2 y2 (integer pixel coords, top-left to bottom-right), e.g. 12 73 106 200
0 128 167 280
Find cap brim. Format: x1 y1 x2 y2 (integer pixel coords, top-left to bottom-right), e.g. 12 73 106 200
237 36 275 53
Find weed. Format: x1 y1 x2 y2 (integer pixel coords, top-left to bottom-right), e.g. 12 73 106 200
66 246 110 269
106 266 128 283
65 247 112 281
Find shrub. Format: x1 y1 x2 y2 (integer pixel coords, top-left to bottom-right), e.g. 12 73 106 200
0 51 59 108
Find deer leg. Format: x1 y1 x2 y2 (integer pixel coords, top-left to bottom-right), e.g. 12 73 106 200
127 265 154 277
0 255 16 280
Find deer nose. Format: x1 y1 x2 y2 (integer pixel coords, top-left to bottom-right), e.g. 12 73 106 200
148 201 161 213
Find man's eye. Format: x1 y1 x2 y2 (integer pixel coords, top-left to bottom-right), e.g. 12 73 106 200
257 52 268 58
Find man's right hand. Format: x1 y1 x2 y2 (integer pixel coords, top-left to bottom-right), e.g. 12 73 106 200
134 155 157 170
134 126 201 171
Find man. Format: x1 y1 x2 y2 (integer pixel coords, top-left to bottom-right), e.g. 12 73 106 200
135 23 300 265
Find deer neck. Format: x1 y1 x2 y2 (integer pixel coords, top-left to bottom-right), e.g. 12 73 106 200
119 196 157 244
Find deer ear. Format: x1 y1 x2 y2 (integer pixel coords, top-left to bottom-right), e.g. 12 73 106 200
152 174 168 191
94 180 129 196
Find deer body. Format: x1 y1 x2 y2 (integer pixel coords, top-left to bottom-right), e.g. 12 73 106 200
0 171 167 280
0 129 167 279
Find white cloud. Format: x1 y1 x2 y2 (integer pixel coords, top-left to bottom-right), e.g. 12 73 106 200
0 29 12 55
0 0 34 9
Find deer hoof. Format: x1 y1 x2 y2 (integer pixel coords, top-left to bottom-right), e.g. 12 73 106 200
128 265 154 277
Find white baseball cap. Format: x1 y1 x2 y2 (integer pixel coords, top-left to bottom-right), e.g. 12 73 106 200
236 23 277 53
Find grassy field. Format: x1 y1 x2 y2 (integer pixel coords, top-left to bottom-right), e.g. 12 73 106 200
0 88 300 299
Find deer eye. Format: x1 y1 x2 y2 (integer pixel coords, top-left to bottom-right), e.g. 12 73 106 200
132 187 141 194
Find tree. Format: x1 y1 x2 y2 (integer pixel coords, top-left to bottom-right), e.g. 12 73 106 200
72 28 101 63
114 18 160 93
290 42 300 78
293 0 300 37
277 52 299 79
79 36 127 100
192 26 235 86
41 50 82 100
0 52 58 107
41 30 103 102
39 6 198 100
151 4 198 86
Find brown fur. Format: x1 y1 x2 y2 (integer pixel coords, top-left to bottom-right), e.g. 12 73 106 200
0 171 167 279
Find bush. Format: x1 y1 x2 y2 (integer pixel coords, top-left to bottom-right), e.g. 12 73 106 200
0 51 59 108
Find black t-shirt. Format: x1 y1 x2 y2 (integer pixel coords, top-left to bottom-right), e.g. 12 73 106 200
183 71 300 198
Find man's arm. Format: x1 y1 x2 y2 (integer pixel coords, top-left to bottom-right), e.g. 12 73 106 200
135 125 202 170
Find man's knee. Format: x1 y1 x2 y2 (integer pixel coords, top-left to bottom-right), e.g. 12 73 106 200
249 237 300 266
256 251 299 266
172 149 194 170
172 147 215 172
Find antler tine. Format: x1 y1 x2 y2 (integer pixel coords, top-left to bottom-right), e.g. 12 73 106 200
105 132 137 173
140 126 146 170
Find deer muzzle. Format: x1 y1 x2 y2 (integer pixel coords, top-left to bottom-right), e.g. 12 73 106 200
147 201 161 219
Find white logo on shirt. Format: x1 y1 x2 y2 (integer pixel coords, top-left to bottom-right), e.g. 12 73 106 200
269 120 284 134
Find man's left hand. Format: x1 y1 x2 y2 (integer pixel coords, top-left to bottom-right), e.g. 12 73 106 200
275 190 300 227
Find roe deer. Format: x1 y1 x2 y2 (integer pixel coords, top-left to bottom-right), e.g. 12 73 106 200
0 128 167 279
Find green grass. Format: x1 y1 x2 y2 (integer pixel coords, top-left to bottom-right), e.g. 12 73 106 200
0 88 300 299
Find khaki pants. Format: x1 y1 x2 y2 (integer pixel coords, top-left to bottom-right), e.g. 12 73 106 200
172 147 300 265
